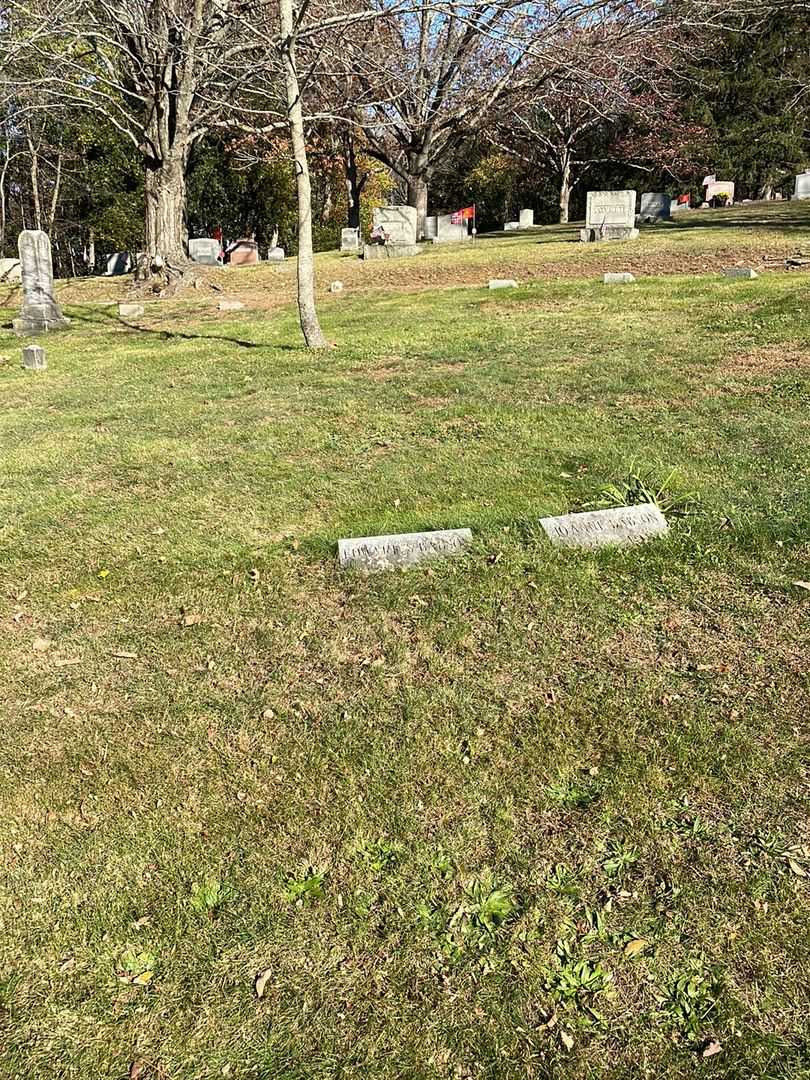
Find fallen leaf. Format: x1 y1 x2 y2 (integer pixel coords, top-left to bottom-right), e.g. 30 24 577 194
624 938 649 957
32 637 52 653
560 1031 574 1051
181 613 203 627
702 1039 722 1058
129 1060 147 1079
97 569 111 579
254 967 273 999
132 969 153 986
792 581 810 591
787 858 807 877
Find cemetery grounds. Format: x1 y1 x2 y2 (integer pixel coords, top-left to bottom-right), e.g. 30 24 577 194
1 202 809 1079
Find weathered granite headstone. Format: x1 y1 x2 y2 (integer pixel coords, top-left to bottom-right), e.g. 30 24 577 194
794 172 810 199
604 272 636 284
436 213 467 242
21 344 46 370
118 302 145 317
338 528 473 571
267 247 286 262
13 231 70 335
0 257 22 282
329 281 344 293
639 193 671 222
489 279 518 289
340 227 361 252
539 503 668 549
723 267 758 280
105 252 132 276
519 208 535 227
188 238 221 265
580 191 639 242
218 299 245 311
705 181 735 205
363 205 420 259
503 221 520 231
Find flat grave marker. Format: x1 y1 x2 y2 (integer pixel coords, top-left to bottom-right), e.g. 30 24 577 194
723 267 758 280
489 278 518 289
338 528 473 572
604 272 636 284
539 503 668 550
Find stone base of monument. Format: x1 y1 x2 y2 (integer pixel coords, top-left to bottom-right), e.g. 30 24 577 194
579 226 639 243
13 305 71 335
362 243 420 260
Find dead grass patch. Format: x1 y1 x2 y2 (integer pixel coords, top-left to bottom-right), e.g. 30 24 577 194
720 343 810 376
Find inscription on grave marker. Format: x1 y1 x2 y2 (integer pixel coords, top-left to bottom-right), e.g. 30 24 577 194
539 504 668 549
338 528 473 571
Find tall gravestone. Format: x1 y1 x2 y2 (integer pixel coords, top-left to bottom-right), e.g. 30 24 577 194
519 208 535 227
794 172 810 199
13 231 70 335
580 191 639 242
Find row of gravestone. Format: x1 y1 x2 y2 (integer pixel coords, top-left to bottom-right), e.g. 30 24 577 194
338 504 669 572
103 238 285 275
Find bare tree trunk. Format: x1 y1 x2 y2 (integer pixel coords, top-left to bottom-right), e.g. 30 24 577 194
559 157 572 224
26 129 43 232
47 147 63 234
143 154 188 265
407 175 429 239
280 0 328 349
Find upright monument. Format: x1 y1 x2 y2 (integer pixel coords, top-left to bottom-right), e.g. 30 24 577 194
13 231 70 335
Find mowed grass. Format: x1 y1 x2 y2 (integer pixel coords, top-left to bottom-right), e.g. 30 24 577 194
1 209 810 1079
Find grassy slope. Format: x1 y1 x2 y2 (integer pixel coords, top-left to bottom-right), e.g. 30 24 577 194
1 202 809 1080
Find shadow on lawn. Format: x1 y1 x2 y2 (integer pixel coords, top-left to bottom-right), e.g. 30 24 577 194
65 305 275 350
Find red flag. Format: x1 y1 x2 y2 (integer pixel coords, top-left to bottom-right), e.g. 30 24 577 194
451 206 475 224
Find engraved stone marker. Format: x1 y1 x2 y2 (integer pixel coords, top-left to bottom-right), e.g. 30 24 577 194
118 302 145 317
435 213 467 242
363 205 420 259
22 344 47 370
489 279 518 289
341 227 361 252
328 280 344 293
13 231 70 335
503 221 520 231
580 191 639 243
723 267 758 280
639 193 670 222
794 172 810 199
519 208 535 227
228 239 259 266
705 181 735 204
218 299 245 311
604 272 636 284
539 504 668 550
188 238 221 265
338 528 473 571
267 247 286 262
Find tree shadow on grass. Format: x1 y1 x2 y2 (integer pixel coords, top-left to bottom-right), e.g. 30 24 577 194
60 305 278 350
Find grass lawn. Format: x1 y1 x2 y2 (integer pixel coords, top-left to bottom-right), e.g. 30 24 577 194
1 203 809 1079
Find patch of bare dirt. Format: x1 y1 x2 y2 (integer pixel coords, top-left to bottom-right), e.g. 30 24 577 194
720 343 810 376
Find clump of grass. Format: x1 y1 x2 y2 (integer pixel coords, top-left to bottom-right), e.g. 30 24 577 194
584 465 699 517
